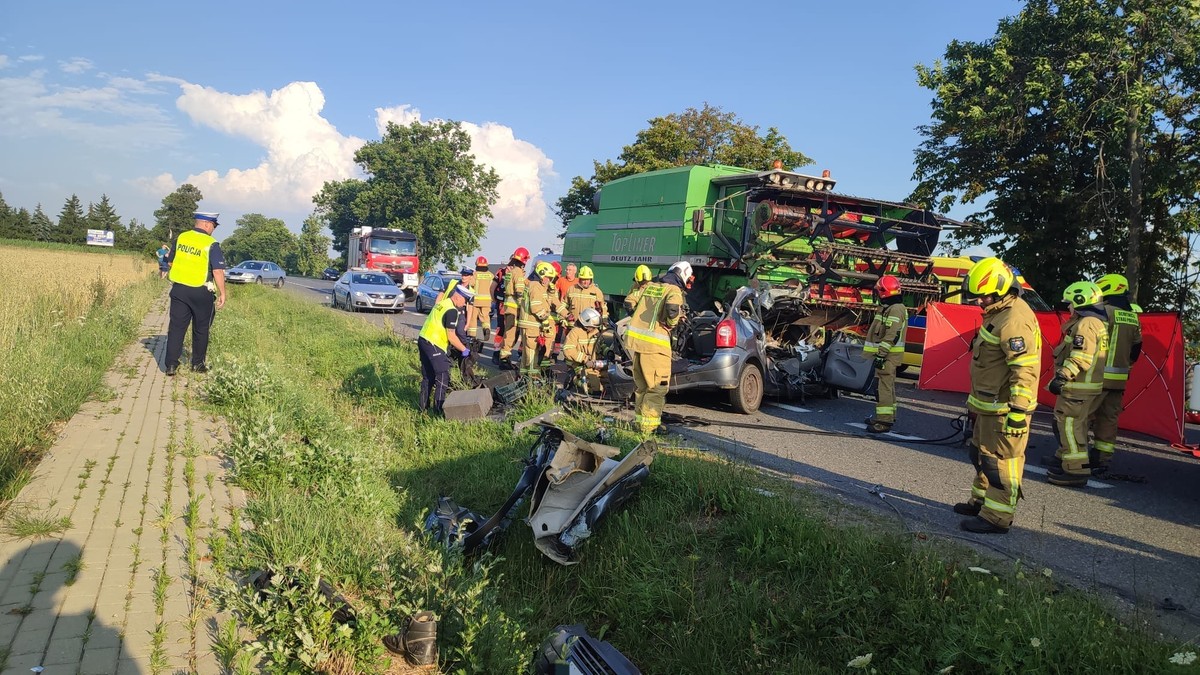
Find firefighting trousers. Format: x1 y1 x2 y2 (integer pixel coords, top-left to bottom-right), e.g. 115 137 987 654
500 311 519 358
418 338 451 414
166 284 215 369
968 414 1028 529
1091 388 1125 460
472 303 492 341
633 352 671 433
521 332 542 378
872 355 902 423
1054 393 1102 476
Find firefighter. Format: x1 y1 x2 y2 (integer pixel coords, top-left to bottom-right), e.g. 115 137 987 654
1088 273 1143 475
562 308 606 395
624 265 654 315
1046 281 1110 487
566 266 607 325
497 247 530 368
518 262 557 379
863 275 907 433
470 256 493 341
417 284 473 415
954 257 1041 534
624 261 689 436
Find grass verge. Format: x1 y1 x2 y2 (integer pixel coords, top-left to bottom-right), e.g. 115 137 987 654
0 241 159 500
203 285 1199 673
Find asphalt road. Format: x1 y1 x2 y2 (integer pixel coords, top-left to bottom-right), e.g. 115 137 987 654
284 277 1200 637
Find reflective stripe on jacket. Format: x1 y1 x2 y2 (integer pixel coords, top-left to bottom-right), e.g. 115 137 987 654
503 265 527 312
624 281 683 356
1102 305 1142 389
967 295 1042 416
1055 314 1108 394
863 302 908 355
472 271 493 304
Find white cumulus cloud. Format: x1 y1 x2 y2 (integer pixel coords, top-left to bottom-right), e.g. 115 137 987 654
60 57 94 74
145 81 555 235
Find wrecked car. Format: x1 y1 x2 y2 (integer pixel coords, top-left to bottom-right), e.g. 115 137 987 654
604 285 870 413
425 424 657 565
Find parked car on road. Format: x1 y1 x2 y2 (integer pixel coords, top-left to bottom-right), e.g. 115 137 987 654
226 261 286 287
331 270 405 313
413 271 462 313
321 267 340 281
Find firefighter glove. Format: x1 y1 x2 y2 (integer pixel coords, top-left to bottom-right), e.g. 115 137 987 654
873 355 886 370
1002 412 1029 437
1048 374 1068 396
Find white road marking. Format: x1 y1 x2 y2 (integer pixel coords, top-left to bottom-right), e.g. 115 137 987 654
844 422 926 441
1023 465 1113 489
769 403 812 414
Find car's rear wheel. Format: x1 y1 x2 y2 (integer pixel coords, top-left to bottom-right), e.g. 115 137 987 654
730 364 764 414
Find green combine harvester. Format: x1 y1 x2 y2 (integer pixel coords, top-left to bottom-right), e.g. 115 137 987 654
562 163 962 331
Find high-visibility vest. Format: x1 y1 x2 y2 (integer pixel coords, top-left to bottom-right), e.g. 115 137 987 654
472 271 493 303
1103 305 1142 387
168 230 215 287
419 297 455 351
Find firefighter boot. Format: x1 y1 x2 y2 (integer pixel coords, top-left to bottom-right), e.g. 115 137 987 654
865 418 893 434
1046 467 1088 488
959 516 1009 534
952 502 981 516
383 611 437 666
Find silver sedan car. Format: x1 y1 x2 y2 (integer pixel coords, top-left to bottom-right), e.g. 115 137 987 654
225 260 286 287
331 270 405 313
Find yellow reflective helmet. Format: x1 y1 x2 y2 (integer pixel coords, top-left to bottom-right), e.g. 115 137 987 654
1094 273 1129 297
634 264 652 282
964 257 1013 297
578 265 595 280
1063 280 1103 308
535 261 557 279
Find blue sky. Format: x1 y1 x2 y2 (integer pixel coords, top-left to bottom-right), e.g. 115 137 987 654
0 1 1022 262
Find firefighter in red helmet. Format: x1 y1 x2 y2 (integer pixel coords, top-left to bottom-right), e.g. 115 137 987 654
863 275 907 433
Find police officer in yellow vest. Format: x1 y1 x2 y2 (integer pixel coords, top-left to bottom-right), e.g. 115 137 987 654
1089 273 1143 475
470 256 493 341
1046 281 1109 487
165 211 227 376
863 274 907 433
625 261 689 436
562 308 605 395
954 257 1041 534
417 284 473 414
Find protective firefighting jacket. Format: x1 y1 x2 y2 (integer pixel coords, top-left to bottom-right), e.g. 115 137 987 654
1102 300 1143 390
471 271 493 307
503 265 528 314
967 294 1042 416
562 325 599 367
566 283 607 322
863 301 908 357
1054 309 1109 395
624 281 684 356
519 280 553 335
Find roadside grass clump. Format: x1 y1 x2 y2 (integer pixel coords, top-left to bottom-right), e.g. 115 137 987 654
1 502 72 540
201 285 1198 674
0 241 158 500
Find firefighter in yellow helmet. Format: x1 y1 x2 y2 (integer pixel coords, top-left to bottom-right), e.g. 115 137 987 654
497 247 530 368
566 265 607 325
561 308 606 395
624 265 654 315
955 257 1041 534
624 261 688 436
1087 273 1143 475
517 262 557 379
1045 281 1110 487
863 274 907 433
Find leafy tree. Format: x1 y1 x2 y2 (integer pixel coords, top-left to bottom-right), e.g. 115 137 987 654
125 218 153 256
57 194 86 244
220 213 298 268
296 214 332 277
31 204 54 242
314 120 501 270
312 179 366 259
911 0 1200 311
555 103 814 230
152 184 204 243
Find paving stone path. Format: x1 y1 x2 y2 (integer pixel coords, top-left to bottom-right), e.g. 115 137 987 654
0 298 244 674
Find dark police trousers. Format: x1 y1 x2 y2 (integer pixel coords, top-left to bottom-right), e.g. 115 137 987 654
418 338 452 413
166 284 216 368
